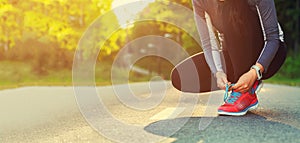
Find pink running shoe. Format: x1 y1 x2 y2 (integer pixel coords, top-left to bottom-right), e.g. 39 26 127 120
218 80 262 116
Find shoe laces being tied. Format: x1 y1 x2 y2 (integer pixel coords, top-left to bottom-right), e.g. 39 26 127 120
223 83 241 104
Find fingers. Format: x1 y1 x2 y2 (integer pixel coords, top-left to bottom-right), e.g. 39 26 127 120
215 72 229 90
221 76 229 89
227 82 232 90
217 81 226 90
232 82 250 93
217 80 226 90
221 77 228 85
232 70 259 93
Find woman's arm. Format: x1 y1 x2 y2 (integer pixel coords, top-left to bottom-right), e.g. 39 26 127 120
233 0 282 92
255 0 281 72
192 0 223 75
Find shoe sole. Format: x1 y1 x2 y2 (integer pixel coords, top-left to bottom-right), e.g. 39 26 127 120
255 82 263 94
218 101 259 116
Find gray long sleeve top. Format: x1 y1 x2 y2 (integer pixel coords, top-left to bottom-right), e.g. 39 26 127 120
193 0 284 74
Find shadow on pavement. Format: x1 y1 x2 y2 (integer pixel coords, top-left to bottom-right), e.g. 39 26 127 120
144 112 300 143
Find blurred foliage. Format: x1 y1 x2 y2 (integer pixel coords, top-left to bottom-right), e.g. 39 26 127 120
0 0 112 50
0 0 299 84
0 0 113 74
274 0 300 79
277 55 300 79
134 0 199 52
275 0 300 55
131 56 174 80
103 0 200 79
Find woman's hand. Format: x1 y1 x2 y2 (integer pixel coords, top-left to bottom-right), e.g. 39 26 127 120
232 69 257 93
215 71 230 90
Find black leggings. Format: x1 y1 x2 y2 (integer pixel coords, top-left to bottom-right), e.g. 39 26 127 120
174 0 287 93
219 0 287 83
180 42 287 93
223 42 287 83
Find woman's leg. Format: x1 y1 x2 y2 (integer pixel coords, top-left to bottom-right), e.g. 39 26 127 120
221 4 286 82
262 42 287 79
171 52 220 93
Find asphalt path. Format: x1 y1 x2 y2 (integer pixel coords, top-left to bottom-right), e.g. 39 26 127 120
0 82 299 143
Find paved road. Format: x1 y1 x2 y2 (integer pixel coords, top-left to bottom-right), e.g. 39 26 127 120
0 82 299 143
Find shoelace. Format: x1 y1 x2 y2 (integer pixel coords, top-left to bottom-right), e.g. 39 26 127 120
224 83 241 104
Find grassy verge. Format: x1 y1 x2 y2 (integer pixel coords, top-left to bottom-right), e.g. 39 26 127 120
0 61 113 90
0 61 299 90
0 61 150 90
265 75 300 86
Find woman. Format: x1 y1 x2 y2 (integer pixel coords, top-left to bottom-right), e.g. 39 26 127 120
192 0 287 116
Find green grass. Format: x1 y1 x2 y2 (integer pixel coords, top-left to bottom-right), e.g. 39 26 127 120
0 61 151 90
0 61 299 90
265 74 300 86
0 61 71 89
0 61 114 90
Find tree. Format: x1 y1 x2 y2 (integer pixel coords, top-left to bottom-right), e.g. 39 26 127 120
275 0 300 55
0 0 115 74
0 0 114 52
133 0 200 53
0 1 21 51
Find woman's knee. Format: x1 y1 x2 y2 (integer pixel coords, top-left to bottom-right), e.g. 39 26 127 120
262 42 287 79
